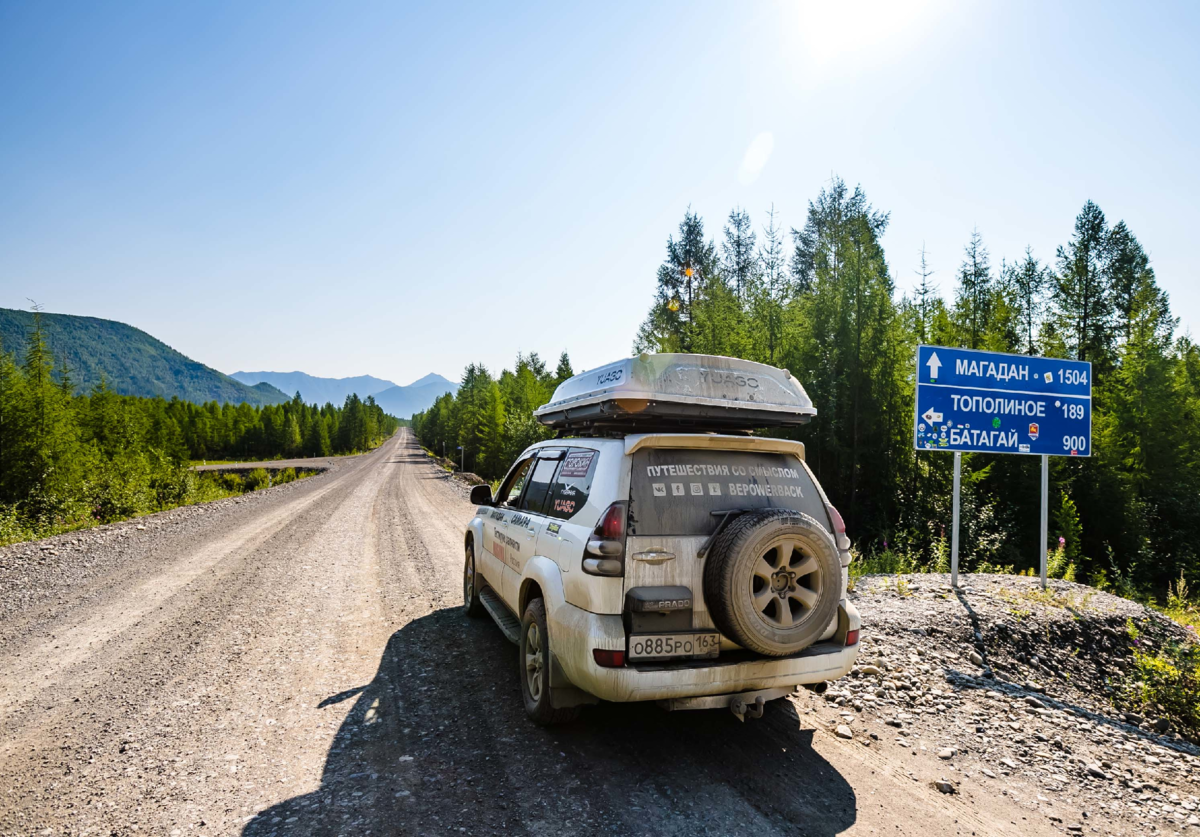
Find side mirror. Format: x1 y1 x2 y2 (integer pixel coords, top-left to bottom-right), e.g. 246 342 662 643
470 484 494 506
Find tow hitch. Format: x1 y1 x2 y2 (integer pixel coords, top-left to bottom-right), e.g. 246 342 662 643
730 695 765 722
656 686 794 721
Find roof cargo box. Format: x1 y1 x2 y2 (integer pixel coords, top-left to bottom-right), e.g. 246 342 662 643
533 353 816 431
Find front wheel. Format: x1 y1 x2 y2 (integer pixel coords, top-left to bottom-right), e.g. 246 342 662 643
463 542 485 618
519 598 580 726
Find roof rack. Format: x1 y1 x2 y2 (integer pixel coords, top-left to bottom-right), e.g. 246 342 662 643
533 353 816 432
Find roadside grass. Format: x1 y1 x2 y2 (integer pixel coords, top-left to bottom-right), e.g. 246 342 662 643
1116 619 1200 738
187 451 362 467
0 468 319 549
850 546 1199 633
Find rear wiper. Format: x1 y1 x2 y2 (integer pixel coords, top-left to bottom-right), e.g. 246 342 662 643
697 509 754 559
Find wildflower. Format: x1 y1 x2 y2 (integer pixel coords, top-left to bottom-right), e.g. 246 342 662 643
1058 536 1066 546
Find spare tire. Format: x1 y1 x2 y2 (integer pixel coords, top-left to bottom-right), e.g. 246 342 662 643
703 510 841 657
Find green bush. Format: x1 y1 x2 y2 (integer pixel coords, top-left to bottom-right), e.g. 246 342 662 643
850 548 920 576
244 468 271 491
0 504 39 546
1118 620 1200 736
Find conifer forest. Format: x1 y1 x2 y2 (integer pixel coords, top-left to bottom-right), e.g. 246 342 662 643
417 178 1200 597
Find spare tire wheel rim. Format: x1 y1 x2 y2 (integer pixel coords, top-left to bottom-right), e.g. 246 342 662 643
751 536 823 629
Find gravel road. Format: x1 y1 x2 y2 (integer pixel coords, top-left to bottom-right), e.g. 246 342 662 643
2 429 1193 836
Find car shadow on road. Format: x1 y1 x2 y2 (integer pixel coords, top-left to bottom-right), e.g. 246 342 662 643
242 607 857 836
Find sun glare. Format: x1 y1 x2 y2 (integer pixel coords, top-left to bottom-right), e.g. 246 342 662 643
739 132 776 185
782 0 946 83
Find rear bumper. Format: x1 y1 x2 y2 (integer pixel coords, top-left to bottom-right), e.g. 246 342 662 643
548 598 860 703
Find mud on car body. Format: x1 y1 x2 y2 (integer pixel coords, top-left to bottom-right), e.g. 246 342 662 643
462 353 860 725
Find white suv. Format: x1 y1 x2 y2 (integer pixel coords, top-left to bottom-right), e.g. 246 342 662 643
462 353 860 725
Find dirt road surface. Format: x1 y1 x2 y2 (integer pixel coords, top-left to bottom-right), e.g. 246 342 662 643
0 430 1165 836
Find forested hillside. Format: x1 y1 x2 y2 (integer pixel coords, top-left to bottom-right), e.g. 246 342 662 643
414 352 573 477
416 179 1200 595
0 308 289 406
0 316 399 543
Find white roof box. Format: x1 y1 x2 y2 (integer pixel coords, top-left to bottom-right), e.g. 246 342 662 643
533 353 816 430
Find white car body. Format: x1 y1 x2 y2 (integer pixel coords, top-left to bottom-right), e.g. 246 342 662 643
465 431 861 709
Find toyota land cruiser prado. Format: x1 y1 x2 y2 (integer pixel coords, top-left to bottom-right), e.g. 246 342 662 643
461 353 860 725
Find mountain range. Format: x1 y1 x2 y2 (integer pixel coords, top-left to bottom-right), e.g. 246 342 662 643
231 370 457 418
370 374 458 418
229 370 398 407
0 308 290 406
0 308 457 416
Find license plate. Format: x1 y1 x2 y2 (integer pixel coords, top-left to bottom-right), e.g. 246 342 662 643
628 632 720 661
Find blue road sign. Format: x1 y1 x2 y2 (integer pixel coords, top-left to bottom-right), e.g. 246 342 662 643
914 345 1092 457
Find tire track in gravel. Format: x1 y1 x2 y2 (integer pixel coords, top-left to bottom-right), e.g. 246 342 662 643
0 473 352 721
0 437 403 836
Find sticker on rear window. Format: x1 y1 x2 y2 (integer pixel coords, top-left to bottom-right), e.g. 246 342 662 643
559 450 596 478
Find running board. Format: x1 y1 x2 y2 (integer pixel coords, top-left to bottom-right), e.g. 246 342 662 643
479 587 521 644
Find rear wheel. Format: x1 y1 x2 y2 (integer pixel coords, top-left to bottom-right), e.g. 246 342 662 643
519 598 580 726
463 542 484 618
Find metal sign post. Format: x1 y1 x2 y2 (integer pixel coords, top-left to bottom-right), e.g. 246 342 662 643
1040 454 1049 589
914 345 1092 589
950 452 961 588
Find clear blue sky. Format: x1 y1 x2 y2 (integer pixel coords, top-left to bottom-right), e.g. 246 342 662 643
2 1 1197 386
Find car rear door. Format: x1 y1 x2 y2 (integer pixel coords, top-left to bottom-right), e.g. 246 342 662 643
535 446 602 576
625 447 827 631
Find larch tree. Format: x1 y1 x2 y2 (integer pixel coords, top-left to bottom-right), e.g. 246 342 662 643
721 207 757 298
1053 200 1114 367
952 229 993 350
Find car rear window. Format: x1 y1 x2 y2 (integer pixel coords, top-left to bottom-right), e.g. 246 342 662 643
520 455 561 515
544 447 600 520
629 449 827 536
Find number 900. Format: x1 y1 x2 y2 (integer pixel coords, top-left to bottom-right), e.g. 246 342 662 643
1063 435 1087 452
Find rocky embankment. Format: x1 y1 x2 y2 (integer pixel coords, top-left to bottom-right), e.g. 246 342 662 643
816 574 1200 834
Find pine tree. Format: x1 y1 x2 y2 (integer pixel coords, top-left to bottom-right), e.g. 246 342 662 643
476 381 507 476
1107 220 1169 347
913 244 937 344
747 205 789 363
1053 200 1113 366
721 207 757 298
1003 247 1047 355
284 413 302 456
553 352 573 385
634 209 718 353
785 178 902 534
952 229 993 349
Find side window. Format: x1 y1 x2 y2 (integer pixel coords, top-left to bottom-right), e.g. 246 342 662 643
520 456 561 515
545 447 599 520
498 458 533 507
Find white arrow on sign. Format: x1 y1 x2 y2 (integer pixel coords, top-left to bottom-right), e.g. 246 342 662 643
922 408 943 424
926 351 942 379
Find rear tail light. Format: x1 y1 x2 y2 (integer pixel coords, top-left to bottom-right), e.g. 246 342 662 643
583 501 626 576
826 504 851 552
593 648 625 667
845 629 860 647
